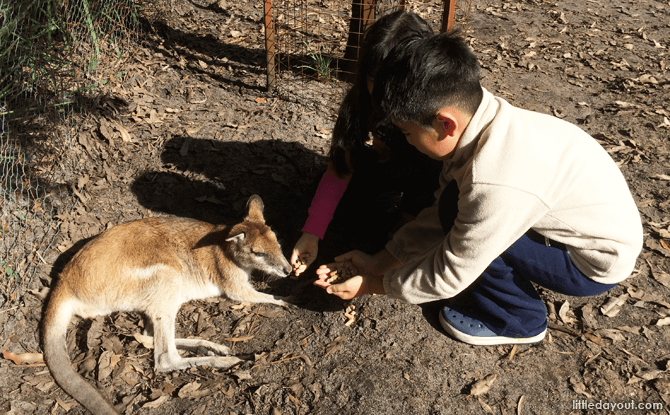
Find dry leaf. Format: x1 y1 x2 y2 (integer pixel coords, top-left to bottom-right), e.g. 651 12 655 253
653 379 670 395
617 325 641 334
162 381 176 396
324 335 347 357
178 381 202 399
639 74 659 84
1 350 44 365
56 398 77 411
580 303 598 329
600 294 629 317
288 393 302 407
615 100 635 108
570 376 593 399
143 395 169 409
636 368 665 381
478 397 495 414
114 122 132 142
78 175 90 190
583 332 606 347
224 335 254 342
314 125 330 139
121 373 139 387
186 126 202 138
255 97 267 104
559 301 578 325
468 374 497 397
647 259 670 287
133 332 154 349
230 302 251 310
255 306 285 318
97 350 120 381
656 317 670 326
232 370 253 380
651 174 670 181
22 373 55 392
595 328 626 342
508 344 518 360
147 109 162 124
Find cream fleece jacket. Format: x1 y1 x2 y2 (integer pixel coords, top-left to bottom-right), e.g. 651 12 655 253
383 88 643 304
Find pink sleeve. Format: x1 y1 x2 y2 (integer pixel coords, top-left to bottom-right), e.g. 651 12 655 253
302 169 349 239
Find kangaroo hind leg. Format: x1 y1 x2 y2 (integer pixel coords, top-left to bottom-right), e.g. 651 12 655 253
151 312 242 371
174 338 232 356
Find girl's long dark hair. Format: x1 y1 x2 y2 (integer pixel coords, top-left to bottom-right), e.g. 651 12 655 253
329 10 433 176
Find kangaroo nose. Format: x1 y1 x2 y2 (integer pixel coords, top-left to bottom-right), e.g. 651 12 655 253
282 259 292 276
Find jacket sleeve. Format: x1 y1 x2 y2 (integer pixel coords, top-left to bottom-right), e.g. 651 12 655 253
384 203 445 263
383 181 551 304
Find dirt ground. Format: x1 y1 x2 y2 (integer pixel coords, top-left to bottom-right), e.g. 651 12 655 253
2 0 670 414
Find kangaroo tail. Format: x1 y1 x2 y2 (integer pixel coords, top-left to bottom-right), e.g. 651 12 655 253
43 287 119 415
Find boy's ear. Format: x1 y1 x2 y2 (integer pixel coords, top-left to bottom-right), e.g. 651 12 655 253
436 109 458 138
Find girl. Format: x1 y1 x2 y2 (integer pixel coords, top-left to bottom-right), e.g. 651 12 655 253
292 11 442 275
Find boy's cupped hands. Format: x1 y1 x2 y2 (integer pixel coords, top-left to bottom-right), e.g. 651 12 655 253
314 250 397 299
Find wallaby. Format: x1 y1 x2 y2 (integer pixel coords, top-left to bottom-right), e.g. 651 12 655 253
42 195 292 415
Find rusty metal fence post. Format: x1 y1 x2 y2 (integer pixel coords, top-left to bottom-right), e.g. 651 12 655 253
264 0 276 91
442 0 456 32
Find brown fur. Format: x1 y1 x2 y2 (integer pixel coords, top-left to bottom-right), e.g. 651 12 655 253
42 195 291 415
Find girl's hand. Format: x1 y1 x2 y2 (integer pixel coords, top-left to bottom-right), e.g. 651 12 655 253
291 232 319 276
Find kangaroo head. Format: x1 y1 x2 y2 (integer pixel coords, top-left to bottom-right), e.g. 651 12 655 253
225 195 292 278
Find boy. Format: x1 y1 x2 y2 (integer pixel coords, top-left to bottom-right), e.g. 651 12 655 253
313 32 643 346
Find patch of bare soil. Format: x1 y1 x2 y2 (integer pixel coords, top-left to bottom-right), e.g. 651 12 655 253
2 0 670 414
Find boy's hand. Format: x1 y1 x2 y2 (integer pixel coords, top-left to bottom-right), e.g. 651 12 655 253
314 272 367 300
291 232 319 276
314 256 386 300
331 250 377 276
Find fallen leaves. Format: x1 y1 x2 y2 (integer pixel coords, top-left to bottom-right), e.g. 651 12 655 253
324 335 346 358
646 259 670 287
343 305 356 327
468 374 497 397
142 395 169 409
600 294 629 317
570 376 593 399
97 350 122 381
558 301 579 325
1 350 44 365
99 118 134 143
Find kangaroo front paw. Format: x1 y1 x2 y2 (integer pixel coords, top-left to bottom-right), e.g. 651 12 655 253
276 296 298 309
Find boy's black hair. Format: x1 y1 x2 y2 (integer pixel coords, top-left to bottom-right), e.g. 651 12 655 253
372 31 483 129
329 10 434 176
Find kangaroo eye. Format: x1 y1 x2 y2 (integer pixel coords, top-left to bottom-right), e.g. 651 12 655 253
253 250 267 257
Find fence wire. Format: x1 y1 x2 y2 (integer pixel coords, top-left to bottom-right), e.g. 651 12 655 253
265 0 473 112
0 0 139 343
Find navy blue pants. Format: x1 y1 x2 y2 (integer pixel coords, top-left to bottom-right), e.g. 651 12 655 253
438 182 616 338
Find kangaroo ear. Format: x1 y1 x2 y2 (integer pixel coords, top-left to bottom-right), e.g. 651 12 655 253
245 194 265 222
225 232 245 243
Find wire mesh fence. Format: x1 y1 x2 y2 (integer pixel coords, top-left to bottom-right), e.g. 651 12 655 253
0 0 140 343
264 0 473 111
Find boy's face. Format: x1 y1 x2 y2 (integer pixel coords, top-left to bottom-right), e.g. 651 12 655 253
395 119 459 161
